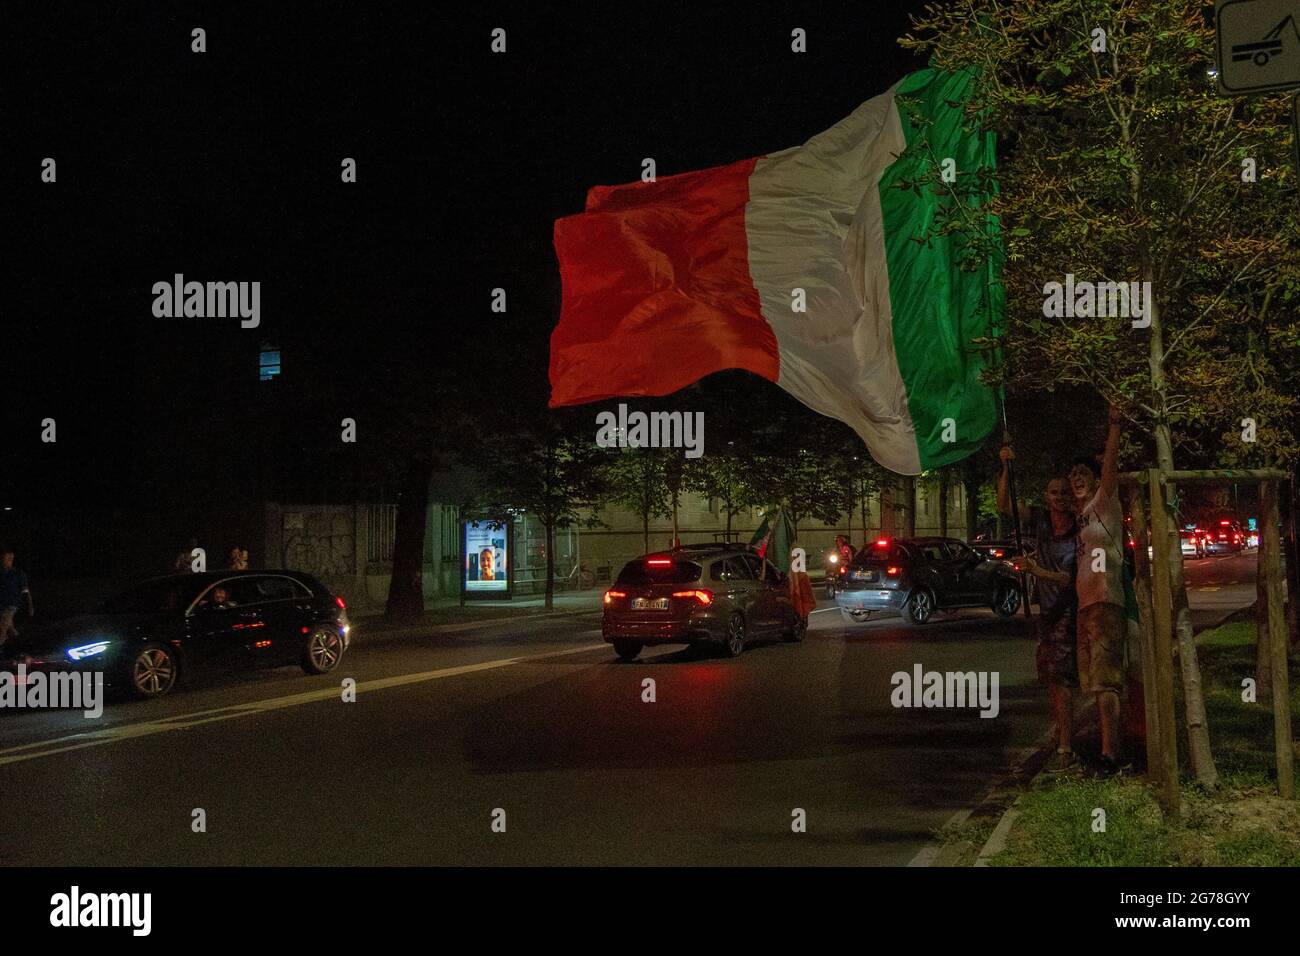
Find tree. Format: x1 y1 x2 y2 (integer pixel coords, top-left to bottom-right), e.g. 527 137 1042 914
683 448 753 540
747 448 845 535
904 0 1300 787
603 446 671 552
471 416 608 610
831 452 887 544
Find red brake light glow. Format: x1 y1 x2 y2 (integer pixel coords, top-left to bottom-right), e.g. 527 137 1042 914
672 589 714 606
875 538 889 547
335 595 347 610
646 558 672 566
604 589 627 605
886 566 900 576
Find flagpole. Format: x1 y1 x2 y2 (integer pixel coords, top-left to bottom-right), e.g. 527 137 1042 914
998 393 1032 621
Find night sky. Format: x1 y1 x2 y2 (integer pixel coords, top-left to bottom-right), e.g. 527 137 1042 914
8 2 931 515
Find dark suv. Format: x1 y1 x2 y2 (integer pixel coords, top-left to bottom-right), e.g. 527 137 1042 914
1205 519 1245 554
602 545 805 660
834 537 1022 626
1 570 351 699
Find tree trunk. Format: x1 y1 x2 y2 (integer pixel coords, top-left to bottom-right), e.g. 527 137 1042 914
544 519 555 610
901 475 916 537
1149 278 1219 788
384 456 431 623
860 487 869 543
964 459 979 541
938 467 950 538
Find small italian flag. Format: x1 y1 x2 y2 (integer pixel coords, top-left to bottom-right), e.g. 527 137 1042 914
749 509 795 573
549 68 1002 475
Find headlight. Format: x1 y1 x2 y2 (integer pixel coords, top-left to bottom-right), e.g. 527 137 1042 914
67 641 111 661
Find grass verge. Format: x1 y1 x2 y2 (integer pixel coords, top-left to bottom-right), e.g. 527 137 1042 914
988 619 1300 866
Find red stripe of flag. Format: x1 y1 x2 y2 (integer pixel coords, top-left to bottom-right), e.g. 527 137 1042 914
549 157 780 407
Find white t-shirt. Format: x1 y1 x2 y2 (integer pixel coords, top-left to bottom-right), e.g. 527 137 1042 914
1076 484 1124 610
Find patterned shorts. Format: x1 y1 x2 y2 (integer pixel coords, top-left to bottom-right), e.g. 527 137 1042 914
1076 602 1125 693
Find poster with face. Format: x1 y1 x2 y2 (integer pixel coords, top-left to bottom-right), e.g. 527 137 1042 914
464 521 508 591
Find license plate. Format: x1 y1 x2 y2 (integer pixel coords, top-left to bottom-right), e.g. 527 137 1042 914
632 597 669 610
852 570 876 582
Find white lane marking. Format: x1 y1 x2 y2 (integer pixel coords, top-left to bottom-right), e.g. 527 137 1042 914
810 607 839 614
0 643 606 769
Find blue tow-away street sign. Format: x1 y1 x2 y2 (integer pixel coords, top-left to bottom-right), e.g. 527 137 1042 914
1217 0 1300 94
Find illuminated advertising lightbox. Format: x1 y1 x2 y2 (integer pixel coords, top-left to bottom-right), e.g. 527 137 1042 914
464 519 510 596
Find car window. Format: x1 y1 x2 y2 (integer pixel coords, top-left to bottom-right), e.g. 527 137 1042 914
918 544 946 562
709 558 743 582
616 559 703 586
193 578 256 610
249 575 309 602
946 541 979 562
763 560 783 580
735 554 761 579
101 580 192 614
857 541 907 563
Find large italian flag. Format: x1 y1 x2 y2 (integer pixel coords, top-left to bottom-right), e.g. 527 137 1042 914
549 68 1002 475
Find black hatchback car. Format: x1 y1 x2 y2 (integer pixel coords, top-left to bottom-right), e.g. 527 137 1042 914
834 537 1022 625
1 570 351 700
602 544 805 660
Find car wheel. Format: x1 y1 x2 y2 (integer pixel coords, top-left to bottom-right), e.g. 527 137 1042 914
128 643 179 699
825 582 837 599
721 613 746 657
612 640 642 661
783 614 807 643
905 589 934 626
994 583 1021 618
302 626 345 674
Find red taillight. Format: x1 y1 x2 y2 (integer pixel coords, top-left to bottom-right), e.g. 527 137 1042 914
991 549 1004 558
1012 562 1022 572
604 589 627 605
886 566 900 576
838 565 848 575
672 589 714 606
647 558 672 566
1220 520 1230 526
335 595 347 610
875 538 889 547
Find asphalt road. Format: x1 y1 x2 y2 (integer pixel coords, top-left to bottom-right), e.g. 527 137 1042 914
1183 548 1261 631
0 550 1261 866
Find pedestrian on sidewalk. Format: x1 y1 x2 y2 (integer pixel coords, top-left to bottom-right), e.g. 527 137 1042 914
0 545 35 649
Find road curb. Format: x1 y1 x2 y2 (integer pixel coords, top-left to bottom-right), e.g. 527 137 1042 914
974 801 1022 866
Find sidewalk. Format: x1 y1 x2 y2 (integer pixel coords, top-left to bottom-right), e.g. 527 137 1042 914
351 590 605 641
